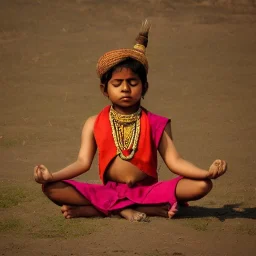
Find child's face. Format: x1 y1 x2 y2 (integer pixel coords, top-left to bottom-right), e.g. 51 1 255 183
104 67 143 110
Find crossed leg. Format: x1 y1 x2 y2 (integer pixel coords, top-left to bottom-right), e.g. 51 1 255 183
43 178 212 220
43 181 149 221
135 178 213 218
43 181 104 219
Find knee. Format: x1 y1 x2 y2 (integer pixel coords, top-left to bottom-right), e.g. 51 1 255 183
198 179 213 195
42 182 67 206
42 182 54 197
42 182 62 198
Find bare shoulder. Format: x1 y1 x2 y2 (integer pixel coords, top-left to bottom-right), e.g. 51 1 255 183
158 120 180 163
164 121 173 140
85 115 98 125
77 115 98 163
80 115 98 143
82 115 97 132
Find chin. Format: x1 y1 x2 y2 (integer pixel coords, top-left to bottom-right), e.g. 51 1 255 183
122 103 139 108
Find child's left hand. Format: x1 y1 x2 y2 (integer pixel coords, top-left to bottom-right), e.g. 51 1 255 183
208 159 227 179
34 164 53 184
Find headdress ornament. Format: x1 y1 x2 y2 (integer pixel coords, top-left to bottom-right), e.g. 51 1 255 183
96 19 151 78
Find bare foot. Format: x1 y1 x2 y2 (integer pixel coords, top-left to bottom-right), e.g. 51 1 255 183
135 203 180 219
135 204 169 218
61 205 104 219
208 159 227 179
168 202 178 219
119 208 149 222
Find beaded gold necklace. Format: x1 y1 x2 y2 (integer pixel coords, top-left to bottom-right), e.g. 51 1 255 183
109 106 141 160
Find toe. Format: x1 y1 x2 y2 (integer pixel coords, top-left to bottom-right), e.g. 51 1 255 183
132 212 148 222
62 211 69 218
61 205 69 212
168 202 178 219
168 209 178 218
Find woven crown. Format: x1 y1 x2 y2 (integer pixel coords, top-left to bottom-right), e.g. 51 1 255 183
96 20 151 78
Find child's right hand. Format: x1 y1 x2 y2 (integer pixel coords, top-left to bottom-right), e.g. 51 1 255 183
34 164 53 184
208 159 227 179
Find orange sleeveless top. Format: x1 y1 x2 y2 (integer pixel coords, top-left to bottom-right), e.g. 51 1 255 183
94 106 158 183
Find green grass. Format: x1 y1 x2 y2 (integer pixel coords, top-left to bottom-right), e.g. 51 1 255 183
0 183 107 239
0 137 21 148
1 210 106 239
0 185 34 208
0 218 23 233
30 215 102 239
183 218 211 231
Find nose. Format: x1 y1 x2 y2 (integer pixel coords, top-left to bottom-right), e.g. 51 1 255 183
121 81 130 92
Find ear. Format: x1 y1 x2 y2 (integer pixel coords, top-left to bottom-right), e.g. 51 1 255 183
100 84 109 97
142 82 149 97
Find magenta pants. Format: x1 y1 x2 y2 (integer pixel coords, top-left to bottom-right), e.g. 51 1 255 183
62 176 183 215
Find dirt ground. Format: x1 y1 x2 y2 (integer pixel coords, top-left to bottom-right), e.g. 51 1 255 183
0 0 256 255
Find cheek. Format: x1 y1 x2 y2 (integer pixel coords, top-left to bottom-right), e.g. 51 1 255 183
136 86 143 96
107 87 118 97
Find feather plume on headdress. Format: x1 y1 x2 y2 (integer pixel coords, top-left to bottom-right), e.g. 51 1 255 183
96 19 151 78
134 19 151 53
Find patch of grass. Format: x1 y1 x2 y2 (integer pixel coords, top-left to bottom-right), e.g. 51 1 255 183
0 218 23 233
30 215 102 239
0 137 21 148
184 218 211 231
206 200 216 206
0 184 37 208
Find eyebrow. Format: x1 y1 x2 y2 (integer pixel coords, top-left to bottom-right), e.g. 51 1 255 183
112 78 138 82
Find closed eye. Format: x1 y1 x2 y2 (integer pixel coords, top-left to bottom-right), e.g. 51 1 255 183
111 79 139 87
111 80 122 87
128 79 139 86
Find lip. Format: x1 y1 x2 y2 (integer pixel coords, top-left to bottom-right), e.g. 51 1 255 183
120 96 132 100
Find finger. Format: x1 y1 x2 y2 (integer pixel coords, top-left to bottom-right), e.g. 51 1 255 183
210 169 217 179
39 164 46 170
34 166 38 175
217 163 226 177
220 160 225 172
35 165 41 173
40 166 48 175
214 160 218 166
34 169 41 182
223 160 227 171
34 170 39 181
37 168 43 181
34 165 39 175
215 159 221 166
219 160 225 173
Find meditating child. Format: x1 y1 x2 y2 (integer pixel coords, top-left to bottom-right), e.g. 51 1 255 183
34 20 227 221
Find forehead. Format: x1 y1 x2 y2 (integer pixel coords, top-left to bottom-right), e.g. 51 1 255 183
111 67 139 80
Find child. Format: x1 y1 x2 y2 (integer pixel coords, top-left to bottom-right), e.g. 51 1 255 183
34 20 227 221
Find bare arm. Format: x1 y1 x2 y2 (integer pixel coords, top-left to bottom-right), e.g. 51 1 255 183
158 122 210 179
34 115 97 183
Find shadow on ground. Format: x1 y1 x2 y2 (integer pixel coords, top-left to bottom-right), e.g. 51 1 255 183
178 204 256 221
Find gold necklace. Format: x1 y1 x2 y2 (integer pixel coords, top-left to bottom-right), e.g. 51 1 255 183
109 106 141 160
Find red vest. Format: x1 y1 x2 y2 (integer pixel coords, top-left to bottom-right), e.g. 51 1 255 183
94 106 158 183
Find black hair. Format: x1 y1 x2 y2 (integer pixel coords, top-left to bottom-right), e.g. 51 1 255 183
100 58 148 96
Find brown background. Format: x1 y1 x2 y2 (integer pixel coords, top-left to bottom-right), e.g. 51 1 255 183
0 0 255 255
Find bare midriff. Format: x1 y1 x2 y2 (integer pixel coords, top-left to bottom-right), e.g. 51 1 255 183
105 156 151 187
